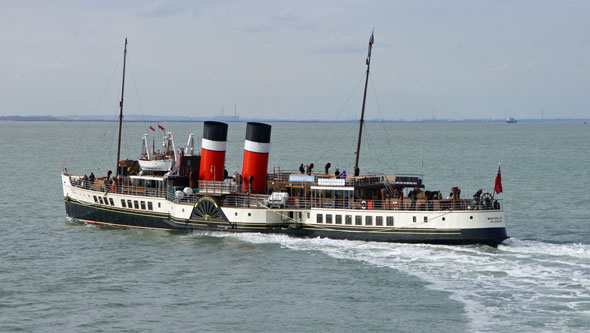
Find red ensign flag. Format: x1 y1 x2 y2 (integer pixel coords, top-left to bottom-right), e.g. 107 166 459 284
494 165 503 194
149 126 155 132
158 124 165 131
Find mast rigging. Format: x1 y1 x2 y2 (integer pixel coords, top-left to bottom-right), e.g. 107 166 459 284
115 38 128 177
354 30 374 176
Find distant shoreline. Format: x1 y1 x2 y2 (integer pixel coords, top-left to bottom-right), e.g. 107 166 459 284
1 115 588 123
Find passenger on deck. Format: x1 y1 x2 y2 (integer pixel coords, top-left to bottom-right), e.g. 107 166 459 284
409 189 417 210
340 170 347 179
299 163 305 173
110 178 117 193
89 172 95 183
354 166 359 176
473 189 483 199
334 168 340 176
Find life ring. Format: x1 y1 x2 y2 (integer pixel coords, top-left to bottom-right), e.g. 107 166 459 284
361 201 367 210
392 201 399 210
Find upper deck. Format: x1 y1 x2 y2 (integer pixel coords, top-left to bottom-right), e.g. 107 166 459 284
64 173 502 213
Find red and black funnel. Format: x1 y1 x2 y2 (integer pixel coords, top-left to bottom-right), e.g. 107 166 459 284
199 121 228 181
242 122 271 192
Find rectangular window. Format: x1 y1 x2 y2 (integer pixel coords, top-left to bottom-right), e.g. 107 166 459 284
345 215 352 225
148 202 153 210
387 216 394 226
134 200 139 209
141 201 146 210
355 215 362 225
316 214 323 223
121 199 126 208
326 214 333 224
158 202 161 208
424 216 428 223
366 216 373 226
376 216 383 226
93 196 98 203
109 198 115 206
128 200 133 208
98 197 104 204
413 216 417 223
335 215 342 224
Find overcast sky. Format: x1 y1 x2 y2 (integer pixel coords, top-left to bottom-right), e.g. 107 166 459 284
2 0 590 120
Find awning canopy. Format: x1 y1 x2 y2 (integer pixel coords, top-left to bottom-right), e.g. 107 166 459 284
310 186 354 191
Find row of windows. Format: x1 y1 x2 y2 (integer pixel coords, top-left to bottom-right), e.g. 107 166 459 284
316 214 428 226
93 195 115 206
93 196 155 211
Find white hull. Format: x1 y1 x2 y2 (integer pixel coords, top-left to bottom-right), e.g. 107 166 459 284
62 174 507 245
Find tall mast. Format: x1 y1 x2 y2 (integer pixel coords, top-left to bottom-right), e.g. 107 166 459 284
115 38 128 178
354 30 374 175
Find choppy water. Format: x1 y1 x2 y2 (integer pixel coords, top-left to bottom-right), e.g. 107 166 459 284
1 121 589 332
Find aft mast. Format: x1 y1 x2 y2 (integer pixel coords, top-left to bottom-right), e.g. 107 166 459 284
354 30 374 176
116 38 128 178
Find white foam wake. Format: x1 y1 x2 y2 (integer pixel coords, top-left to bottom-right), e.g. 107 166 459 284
199 232 590 332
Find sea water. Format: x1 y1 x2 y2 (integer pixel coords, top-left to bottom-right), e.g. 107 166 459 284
0 121 589 332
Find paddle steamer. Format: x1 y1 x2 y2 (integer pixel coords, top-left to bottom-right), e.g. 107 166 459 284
62 35 508 246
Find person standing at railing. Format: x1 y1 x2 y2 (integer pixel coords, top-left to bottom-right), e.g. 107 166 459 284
110 178 117 193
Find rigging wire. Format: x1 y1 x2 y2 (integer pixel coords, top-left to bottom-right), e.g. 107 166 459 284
370 75 397 173
67 56 122 165
118 56 147 159
126 56 149 134
308 76 364 163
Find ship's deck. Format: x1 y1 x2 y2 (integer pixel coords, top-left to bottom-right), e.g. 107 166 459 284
66 174 502 213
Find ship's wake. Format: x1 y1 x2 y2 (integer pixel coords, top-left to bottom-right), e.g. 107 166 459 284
200 232 590 332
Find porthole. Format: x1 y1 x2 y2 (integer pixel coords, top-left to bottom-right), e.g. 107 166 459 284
248 212 251 217
442 217 446 221
235 212 238 216
470 216 473 220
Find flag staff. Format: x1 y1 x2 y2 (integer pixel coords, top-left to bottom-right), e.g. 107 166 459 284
493 163 503 199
